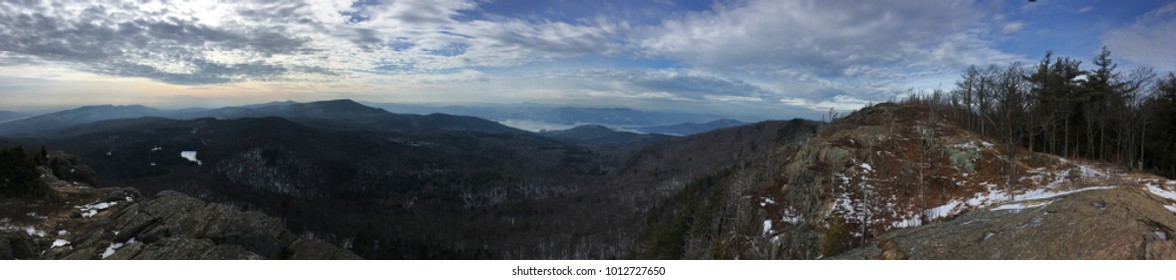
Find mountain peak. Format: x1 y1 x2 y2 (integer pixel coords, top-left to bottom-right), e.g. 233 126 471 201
293 99 384 113
0 104 164 136
706 118 743 125
76 104 149 109
567 124 613 132
637 118 747 136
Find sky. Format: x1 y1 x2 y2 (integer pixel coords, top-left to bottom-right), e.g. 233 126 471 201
0 0 1173 120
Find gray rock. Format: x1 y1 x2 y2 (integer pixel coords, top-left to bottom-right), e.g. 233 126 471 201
0 232 36 260
835 188 1176 259
199 244 265 260
131 237 217 259
91 190 361 259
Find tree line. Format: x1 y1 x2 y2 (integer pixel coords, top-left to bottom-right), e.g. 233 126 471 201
904 46 1176 179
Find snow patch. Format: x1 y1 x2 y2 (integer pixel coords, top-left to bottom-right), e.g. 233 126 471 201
1074 164 1108 179
891 216 923 228
1165 205 1176 213
1015 186 1114 201
181 151 202 165
51 239 70 248
927 200 962 220
77 201 118 218
101 238 135 259
23 226 46 237
57 230 69 236
762 220 773 235
860 163 873 172
780 208 803 224
991 200 1054 211
759 197 776 207
891 200 962 229
151 146 162 151
1146 184 1176 201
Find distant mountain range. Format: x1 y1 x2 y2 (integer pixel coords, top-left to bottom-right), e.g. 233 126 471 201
367 102 753 132
0 100 524 137
0 100 747 137
540 124 674 149
0 105 164 136
0 111 26 124
634 119 747 136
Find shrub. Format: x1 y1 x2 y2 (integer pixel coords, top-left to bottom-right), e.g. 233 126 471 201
948 148 977 173
819 215 849 257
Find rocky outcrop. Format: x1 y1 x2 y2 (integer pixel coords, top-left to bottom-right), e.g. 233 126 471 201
1 160 361 260
643 103 1176 260
0 232 38 259
46 151 98 187
41 190 362 260
835 187 1176 259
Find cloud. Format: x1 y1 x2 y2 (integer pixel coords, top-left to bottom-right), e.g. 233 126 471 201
1002 21 1024 33
0 0 1040 119
563 68 774 101
637 0 1021 111
640 0 983 74
0 0 625 84
1102 3 1176 72
0 0 313 84
1077 6 1094 13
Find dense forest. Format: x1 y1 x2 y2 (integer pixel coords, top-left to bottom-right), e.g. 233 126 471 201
903 47 1176 180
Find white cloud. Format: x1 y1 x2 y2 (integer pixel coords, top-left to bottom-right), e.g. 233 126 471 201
641 0 981 73
705 95 764 103
639 0 1019 112
0 0 626 84
1103 3 1176 72
0 0 1034 119
1077 6 1094 14
1002 21 1025 33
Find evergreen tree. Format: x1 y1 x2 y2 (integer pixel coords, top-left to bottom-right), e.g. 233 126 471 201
0 145 49 198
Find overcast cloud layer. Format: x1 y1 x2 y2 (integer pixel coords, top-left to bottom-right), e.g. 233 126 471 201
1 0 1172 119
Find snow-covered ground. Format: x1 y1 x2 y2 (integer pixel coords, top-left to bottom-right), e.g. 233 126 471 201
779 207 803 224
181 151 202 165
890 159 1121 229
1145 183 1176 201
77 201 118 218
759 197 776 207
101 238 136 259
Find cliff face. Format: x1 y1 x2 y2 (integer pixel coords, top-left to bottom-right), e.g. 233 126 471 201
0 156 360 260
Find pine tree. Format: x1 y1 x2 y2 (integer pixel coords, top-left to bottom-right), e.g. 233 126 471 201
38 145 48 165
0 145 49 198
